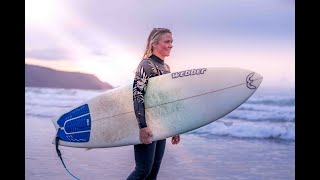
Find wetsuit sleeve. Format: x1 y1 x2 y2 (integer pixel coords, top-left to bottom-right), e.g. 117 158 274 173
133 60 157 129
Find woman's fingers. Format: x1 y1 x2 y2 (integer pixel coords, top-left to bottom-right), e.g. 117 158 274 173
139 127 153 144
171 135 180 145
141 134 152 144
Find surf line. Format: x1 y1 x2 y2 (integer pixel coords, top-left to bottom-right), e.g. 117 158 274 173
91 77 263 122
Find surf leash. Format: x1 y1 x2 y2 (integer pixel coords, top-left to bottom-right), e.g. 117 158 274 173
55 136 80 180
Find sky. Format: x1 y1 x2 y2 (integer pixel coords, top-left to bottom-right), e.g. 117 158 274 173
25 0 295 89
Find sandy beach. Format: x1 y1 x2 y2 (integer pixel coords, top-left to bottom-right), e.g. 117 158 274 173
25 116 294 180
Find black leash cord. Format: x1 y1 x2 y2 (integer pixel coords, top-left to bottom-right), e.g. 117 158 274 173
55 136 80 180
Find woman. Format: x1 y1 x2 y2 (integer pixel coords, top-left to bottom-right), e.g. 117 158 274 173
127 28 180 180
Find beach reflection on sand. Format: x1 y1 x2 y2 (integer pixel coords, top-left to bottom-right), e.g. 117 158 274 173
25 115 294 180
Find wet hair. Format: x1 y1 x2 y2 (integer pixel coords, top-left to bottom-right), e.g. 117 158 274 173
142 28 172 59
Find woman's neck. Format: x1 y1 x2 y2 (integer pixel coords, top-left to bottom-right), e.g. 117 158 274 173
150 54 165 65
152 52 165 61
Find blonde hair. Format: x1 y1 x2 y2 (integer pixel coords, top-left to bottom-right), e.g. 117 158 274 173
142 28 172 59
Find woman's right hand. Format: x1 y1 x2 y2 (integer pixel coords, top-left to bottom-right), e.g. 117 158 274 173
139 127 153 144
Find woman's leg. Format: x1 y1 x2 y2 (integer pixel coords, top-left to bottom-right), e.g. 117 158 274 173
126 141 157 180
146 139 166 180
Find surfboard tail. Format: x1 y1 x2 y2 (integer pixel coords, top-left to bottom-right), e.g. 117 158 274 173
246 71 263 90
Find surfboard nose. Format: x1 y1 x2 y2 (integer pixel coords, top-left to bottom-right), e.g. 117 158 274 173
246 71 263 90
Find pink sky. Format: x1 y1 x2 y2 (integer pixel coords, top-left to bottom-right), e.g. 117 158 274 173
25 0 294 89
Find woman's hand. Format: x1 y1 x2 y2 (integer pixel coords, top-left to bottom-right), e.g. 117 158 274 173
139 127 153 144
171 134 180 145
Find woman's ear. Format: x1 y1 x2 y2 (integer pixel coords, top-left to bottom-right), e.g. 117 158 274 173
152 41 159 47
151 43 156 51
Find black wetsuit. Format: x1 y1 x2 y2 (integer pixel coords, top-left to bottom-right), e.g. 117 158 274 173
127 54 171 180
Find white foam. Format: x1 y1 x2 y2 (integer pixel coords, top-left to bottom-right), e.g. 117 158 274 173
192 119 295 141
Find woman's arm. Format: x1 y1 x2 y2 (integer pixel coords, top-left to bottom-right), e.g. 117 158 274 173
133 60 158 144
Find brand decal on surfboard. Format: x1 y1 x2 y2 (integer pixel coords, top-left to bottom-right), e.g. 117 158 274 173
246 72 257 89
171 68 207 79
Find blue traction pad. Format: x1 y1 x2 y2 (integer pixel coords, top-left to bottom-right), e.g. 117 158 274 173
56 104 91 143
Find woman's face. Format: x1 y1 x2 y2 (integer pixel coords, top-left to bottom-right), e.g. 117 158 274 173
153 33 173 59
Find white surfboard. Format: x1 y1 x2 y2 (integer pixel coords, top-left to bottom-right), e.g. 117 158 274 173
51 67 263 148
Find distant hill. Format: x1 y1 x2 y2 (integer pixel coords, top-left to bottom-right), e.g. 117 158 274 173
25 64 113 90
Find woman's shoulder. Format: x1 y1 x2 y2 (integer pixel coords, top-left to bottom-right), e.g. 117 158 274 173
164 62 170 70
139 58 153 66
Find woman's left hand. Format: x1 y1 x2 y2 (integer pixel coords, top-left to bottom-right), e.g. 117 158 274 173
171 134 180 145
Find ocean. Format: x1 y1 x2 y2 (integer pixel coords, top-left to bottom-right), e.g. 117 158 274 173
25 86 295 180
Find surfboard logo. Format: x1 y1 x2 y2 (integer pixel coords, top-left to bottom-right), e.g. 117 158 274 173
172 68 207 79
246 72 257 89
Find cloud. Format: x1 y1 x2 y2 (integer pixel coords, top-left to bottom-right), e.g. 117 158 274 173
26 0 294 61
25 48 72 60
62 28 109 56
25 0 294 87
91 49 108 56
65 0 294 42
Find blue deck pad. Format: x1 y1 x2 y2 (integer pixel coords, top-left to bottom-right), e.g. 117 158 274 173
57 104 90 127
56 104 91 142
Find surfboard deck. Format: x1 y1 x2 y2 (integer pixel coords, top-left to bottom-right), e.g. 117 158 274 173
52 67 263 148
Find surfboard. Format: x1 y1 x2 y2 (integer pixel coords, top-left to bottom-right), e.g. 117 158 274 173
51 67 263 148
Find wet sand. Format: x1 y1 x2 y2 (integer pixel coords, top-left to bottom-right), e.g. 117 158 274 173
26 116 294 180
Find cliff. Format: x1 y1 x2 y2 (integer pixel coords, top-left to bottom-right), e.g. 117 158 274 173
25 64 113 90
